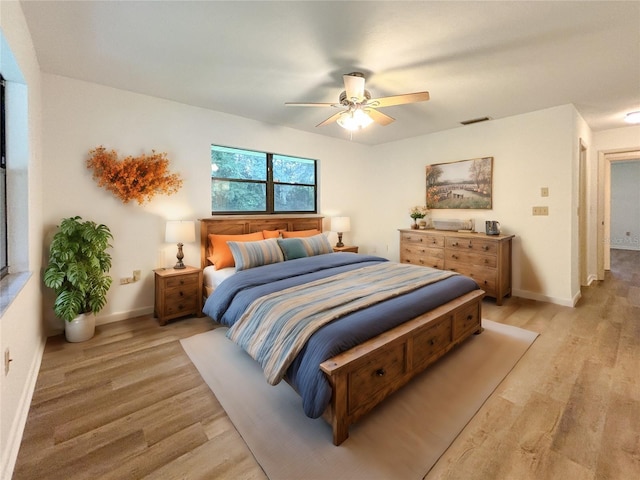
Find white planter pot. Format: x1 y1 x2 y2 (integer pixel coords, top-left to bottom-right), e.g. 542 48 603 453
65 313 96 342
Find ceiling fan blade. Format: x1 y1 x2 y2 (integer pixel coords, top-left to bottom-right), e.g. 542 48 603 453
366 108 395 126
285 102 339 107
316 111 344 127
343 74 365 102
368 91 430 108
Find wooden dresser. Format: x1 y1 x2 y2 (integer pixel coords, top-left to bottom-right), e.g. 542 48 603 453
399 229 514 305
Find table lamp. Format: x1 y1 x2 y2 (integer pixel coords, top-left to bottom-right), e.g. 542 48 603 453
331 216 351 248
165 220 196 269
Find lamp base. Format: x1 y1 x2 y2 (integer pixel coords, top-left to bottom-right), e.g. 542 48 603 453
174 243 186 269
335 232 344 248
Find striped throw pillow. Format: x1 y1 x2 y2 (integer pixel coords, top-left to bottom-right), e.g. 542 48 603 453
227 238 284 271
277 233 333 260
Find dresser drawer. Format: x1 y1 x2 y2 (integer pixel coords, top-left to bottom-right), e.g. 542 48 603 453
412 318 452 369
453 302 481 340
446 236 497 255
444 260 496 293
401 232 444 247
348 343 406 415
447 250 497 268
401 245 444 269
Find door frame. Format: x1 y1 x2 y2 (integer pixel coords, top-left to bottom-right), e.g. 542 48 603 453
597 149 640 279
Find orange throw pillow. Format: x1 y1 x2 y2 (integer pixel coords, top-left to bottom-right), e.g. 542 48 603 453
281 229 321 238
262 230 282 239
209 232 264 269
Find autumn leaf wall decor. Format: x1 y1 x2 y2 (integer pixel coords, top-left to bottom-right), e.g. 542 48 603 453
87 146 183 205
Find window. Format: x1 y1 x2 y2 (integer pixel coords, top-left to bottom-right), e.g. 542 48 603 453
211 145 317 214
0 74 7 279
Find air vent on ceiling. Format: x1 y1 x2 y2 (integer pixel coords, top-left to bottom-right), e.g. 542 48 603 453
460 116 492 126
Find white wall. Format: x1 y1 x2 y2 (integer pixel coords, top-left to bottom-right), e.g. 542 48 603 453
41 81 603 310
368 105 580 306
42 74 372 329
610 161 640 250
0 2 45 478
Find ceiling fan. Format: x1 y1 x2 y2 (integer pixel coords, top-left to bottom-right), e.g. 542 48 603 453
285 72 430 131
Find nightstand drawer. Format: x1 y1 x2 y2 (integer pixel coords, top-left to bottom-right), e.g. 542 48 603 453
164 273 199 289
164 296 199 317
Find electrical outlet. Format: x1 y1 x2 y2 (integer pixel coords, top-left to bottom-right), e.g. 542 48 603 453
532 206 549 216
541 187 549 197
5 348 12 375
120 277 131 285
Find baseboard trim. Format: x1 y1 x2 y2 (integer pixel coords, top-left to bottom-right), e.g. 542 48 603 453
511 289 575 307
96 306 155 326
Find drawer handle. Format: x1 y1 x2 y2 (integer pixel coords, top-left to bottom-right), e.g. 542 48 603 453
483 246 489 251
180 279 185 285
433 264 438 268
484 259 489 264
419 238 423 242
451 241 458 246
375 368 386 377
429 338 436 346
467 315 473 321
179 291 184 297
468 243 473 248
451 254 458 260
419 259 424 264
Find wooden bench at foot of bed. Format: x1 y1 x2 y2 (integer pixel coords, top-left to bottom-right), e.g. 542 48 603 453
320 288 485 445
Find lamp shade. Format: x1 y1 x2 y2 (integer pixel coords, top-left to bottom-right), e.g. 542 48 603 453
165 220 196 243
331 216 351 233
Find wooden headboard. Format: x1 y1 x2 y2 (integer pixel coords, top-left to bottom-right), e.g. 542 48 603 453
200 215 324 270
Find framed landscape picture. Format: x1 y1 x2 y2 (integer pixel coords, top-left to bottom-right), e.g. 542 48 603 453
426 157 493 209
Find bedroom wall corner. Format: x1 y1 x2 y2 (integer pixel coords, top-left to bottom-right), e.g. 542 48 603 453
40 74 371 329
0 2 46 479
368 105 579 306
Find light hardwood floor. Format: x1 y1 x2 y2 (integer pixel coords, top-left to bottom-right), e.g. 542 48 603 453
12 250 639 479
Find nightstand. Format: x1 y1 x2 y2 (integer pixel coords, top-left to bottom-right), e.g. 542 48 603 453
333 245 359 253
153 266 203 325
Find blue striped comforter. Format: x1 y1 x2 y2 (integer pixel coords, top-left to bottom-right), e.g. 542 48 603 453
202 254 480 418
227 263 456 385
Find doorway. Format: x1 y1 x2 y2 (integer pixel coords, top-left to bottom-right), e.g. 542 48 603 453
597 150 640 279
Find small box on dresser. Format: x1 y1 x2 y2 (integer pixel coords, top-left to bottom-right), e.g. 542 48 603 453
154 266 203 325
399 229 514 305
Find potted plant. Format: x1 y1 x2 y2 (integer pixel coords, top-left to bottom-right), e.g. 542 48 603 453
43 216 113 342
409 205 429 229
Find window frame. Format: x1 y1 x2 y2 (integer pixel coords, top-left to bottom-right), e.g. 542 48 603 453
210 145 318 215
0 74 8 280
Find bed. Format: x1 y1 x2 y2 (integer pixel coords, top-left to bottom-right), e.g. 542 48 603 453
200 215 485 445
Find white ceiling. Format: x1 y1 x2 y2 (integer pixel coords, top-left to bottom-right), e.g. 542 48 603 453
20 1 640 146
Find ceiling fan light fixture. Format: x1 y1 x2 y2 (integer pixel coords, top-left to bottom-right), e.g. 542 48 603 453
337 108 374 131
624 111 640 124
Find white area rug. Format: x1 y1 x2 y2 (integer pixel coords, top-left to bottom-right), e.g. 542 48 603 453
181 320 538 480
